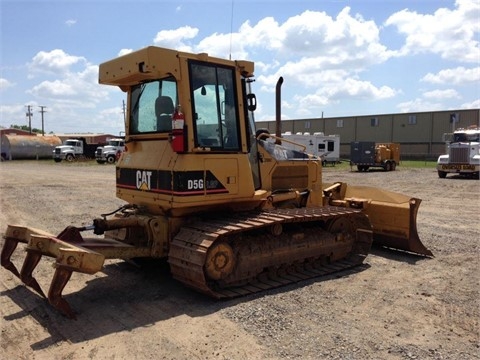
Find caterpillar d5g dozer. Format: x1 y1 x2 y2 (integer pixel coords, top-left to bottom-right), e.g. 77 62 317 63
1 46 432 319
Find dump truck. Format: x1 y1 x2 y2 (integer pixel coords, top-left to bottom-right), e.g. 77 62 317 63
437 126 480 179
350 141 400 171
53 137 100 162
1 46 432 319
95 137 125 164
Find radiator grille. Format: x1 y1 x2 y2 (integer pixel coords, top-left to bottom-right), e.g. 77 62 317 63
450 147 469 163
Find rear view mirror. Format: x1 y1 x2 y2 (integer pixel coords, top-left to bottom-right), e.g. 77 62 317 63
247 93 256 112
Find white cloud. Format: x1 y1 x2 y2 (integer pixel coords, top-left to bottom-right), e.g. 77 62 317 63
294 92 330 109
184 7 393 119
30 80 77 97
97 106 127 131
118 49 133 56
0 103 28 123
28 49 86 76
153 26 199 52
25 49 107 106
238 17 283 51
396 98 444 113
2 48 125 132
280 8 389 62
0 78 14 90
293 78 397 112
65 19 77 27
166 7 403 118
28 64 108 104
231 3 478 117
460 98 480 108
398 97 480 113
333 78 398 100
197 7 393 67
255 60 280 73
421 66 480 85
423 89 460 100
196 32 244 60
385 0 480 62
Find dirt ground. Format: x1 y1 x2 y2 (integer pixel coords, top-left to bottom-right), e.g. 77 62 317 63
0 160 479 360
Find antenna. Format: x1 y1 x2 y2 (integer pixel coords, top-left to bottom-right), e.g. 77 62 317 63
229 0 234 60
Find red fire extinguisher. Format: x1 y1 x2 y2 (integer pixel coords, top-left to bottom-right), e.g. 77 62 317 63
171 105 185 152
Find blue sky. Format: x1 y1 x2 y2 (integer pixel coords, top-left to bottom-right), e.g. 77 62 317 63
1 0 479 135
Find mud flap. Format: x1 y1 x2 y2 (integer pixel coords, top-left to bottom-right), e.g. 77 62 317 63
324 183 433 257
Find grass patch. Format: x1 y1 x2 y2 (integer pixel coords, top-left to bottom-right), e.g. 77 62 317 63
325 159 437 170
400 160 437 168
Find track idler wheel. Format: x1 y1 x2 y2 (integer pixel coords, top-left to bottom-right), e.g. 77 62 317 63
327 213 373 260
326 215 358 246
205 242 235 280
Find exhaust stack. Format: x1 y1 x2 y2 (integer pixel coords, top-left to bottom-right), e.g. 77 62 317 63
275 77 284 144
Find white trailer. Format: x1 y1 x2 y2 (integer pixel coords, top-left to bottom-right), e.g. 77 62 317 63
280 132 341 166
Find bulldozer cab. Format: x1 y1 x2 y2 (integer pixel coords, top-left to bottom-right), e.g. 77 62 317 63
100 47 254 143
99 47 266 214
127 61 244 150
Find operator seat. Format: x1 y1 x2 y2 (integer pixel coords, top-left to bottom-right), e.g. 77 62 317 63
155 96 174 132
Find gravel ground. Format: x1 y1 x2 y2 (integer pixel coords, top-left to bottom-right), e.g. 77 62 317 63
0 160 479 360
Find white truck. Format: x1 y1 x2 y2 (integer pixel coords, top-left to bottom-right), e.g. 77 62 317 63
437 126 480 179
95 138 125 164
53 138 98 162
279 132 341 166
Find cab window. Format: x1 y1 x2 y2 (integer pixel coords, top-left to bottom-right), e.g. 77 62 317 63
189 62 240 150
130 77 177 134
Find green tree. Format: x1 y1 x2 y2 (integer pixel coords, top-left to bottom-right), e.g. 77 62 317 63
9 124 43 133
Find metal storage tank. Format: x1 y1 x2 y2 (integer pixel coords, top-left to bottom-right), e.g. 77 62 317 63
0 134 62 160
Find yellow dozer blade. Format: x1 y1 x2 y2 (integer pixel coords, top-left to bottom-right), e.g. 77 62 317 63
323 182 433 257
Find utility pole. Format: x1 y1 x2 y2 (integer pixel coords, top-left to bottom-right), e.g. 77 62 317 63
39 106 47 136
25 105 33 134
122 100 126 121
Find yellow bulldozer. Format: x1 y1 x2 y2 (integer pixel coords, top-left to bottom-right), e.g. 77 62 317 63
1 46 432 319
